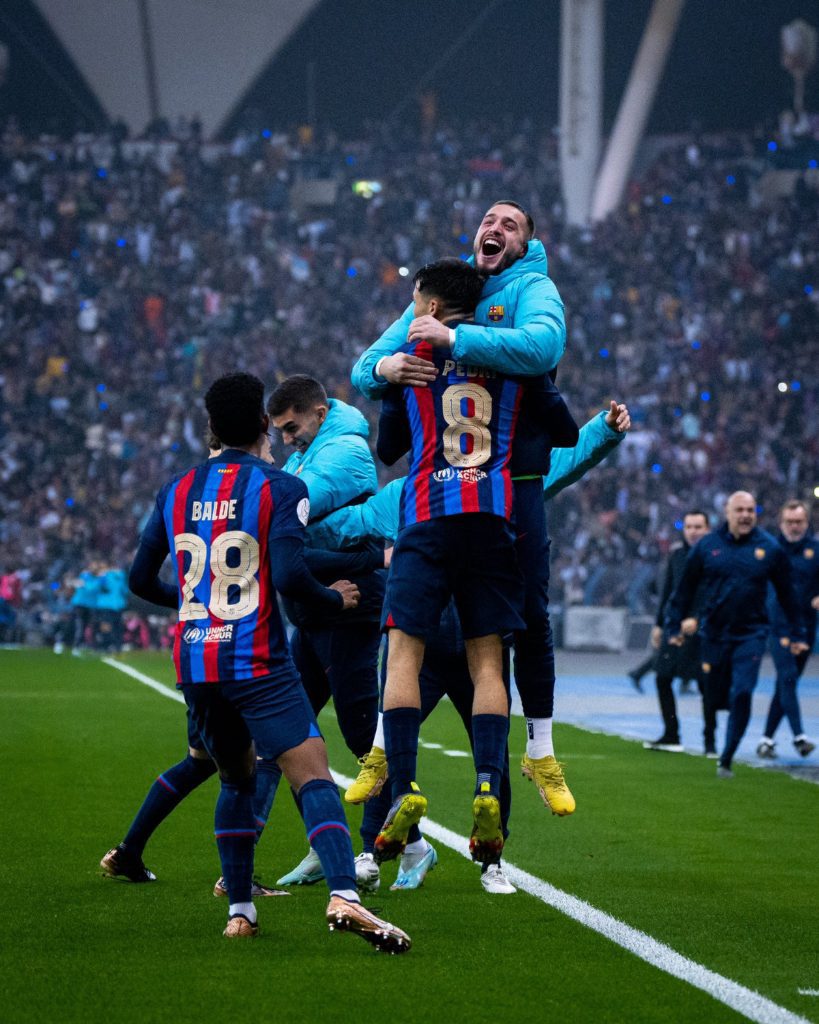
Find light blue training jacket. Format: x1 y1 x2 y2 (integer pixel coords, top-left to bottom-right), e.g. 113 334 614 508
97 568 130 612
282 398 377 521
351 240 566 400
70 570 101 609
308 410 623 549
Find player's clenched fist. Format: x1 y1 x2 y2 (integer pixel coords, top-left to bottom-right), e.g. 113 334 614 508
330 580 360 610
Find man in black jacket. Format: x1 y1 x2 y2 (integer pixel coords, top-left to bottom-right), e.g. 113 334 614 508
643 511 710 753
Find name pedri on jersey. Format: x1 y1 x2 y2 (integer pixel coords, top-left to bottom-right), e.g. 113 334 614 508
385 341 524 527
141 452 309 685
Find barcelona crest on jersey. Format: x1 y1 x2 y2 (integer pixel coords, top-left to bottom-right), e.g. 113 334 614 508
488 304 505 322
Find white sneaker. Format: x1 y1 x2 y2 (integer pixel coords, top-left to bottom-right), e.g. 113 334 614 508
480 863 516 894
53 642 64 654
354 852 380 893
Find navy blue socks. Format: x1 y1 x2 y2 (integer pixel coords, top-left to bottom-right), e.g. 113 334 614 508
214 780 256 904
298 778 356 893
383 707 422 798
472 713 509 798
122 755 217 855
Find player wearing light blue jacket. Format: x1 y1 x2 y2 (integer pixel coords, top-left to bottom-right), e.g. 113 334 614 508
351 201 575 820
281 398 377 520
351 242 565 397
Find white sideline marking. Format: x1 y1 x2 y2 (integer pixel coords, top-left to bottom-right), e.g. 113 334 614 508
102 657 184 704
798 990 819 997
103 658 811 1024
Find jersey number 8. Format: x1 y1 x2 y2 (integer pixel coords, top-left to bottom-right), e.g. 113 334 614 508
176 531 260 621
441 383 493 468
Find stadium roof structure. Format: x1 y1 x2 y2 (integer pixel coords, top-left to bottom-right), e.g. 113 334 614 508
32 0 320 136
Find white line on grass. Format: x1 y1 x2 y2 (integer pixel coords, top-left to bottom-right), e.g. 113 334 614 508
102 657 184 704
798 990 819 997
103 657 811 1024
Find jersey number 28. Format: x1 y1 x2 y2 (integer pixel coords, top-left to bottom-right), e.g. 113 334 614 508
176 531 260 621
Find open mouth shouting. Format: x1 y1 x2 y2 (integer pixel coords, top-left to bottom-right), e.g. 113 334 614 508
477 234 506 271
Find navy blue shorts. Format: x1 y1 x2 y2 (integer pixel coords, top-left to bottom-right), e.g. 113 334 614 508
181 674 322 765
383 513 525 641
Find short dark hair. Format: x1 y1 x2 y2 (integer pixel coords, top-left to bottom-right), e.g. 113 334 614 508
204 373 265 447
683 510 709 523
413 258 485 317
267 374 328 417
489 199 535 239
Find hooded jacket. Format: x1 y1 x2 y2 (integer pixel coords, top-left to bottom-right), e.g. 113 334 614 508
281 398 382 627
282 398 377 521
351 240 565 400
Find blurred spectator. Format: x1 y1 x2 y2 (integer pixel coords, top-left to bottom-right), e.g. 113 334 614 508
0 116 815 640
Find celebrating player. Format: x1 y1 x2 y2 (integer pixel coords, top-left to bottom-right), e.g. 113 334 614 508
119 372 409 950
373 257 567 869
352 200 577 815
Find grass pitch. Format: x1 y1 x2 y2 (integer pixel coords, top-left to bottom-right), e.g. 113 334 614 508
1 649 817 1024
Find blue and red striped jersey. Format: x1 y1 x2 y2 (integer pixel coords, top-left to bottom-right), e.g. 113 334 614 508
141 451 310 684
378 340 523 527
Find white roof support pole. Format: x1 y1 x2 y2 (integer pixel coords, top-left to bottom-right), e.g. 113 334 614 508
590 0 686 223
559 0 604 226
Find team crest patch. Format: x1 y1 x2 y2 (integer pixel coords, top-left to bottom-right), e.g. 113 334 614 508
805 548 815 559
754 548 766 560
488 304 505 322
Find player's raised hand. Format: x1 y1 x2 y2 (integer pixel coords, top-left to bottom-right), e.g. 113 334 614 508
330 580 360 610
407 315 452 348
379 352 438 387
605 400 631 433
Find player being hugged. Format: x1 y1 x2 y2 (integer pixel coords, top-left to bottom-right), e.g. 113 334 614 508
374 258 527 871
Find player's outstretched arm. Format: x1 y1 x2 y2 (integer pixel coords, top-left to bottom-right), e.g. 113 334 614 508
307 478 404 551
543 403 629 501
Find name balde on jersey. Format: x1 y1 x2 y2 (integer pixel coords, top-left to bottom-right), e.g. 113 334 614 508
156 453 309 683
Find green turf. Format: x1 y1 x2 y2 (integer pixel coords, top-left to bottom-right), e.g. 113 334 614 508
2 649 817 1024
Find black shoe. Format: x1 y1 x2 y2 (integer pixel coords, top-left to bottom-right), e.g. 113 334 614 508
100 845 156 882
628 672 643 693
794 738 816 758
643 736 684 752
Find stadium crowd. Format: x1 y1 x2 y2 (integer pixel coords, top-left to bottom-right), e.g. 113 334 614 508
1 114 817 644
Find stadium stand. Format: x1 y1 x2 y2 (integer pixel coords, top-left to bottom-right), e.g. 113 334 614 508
1 115 817 643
